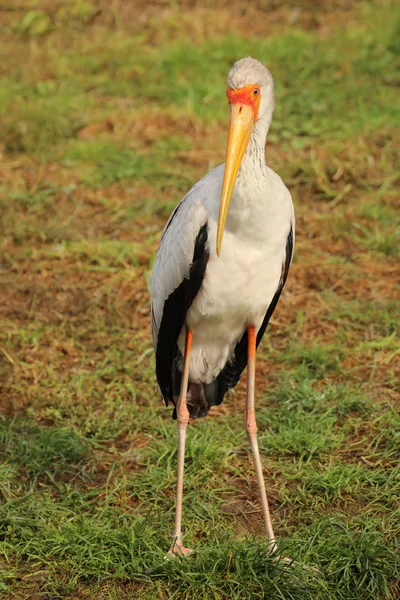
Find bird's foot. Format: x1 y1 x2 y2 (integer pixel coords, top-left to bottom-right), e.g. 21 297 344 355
273 554 320 573
166 537 193 559
267 540 319 572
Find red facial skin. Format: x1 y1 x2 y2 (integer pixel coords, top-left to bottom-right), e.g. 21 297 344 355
226 85 261 122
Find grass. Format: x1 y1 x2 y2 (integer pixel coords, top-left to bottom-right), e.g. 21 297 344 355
0 0 399 598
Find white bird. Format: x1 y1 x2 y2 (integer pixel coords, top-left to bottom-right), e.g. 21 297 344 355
151 57 294 557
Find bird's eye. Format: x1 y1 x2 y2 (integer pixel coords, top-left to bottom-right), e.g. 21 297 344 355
253 88 259 96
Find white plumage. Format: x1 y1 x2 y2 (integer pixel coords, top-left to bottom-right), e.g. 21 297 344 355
150 57 295 556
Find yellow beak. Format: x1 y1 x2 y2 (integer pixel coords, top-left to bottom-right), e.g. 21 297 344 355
216 103 254 256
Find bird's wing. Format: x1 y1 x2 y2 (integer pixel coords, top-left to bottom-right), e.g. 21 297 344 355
217 223 294 396
150 183 210 405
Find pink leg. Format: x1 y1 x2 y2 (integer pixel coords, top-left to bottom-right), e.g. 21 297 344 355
168 328 193 557
246 325 277 552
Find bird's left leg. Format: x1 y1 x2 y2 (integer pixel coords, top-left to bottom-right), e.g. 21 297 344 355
245 325 277 553
168 327 193 557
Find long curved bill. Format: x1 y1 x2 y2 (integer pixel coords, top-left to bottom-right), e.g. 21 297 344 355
216 103 254 256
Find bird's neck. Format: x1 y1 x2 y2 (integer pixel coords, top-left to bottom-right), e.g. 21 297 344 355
248 116 270 160
235 116 270 187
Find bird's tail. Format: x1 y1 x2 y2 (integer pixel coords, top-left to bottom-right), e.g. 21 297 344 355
187 383 210 419
172 377 225 420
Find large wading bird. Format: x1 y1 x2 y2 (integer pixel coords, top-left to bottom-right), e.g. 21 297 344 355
151 57 294 556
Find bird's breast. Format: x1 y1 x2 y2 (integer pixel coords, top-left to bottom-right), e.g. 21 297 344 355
182 219 289 384
188 215 289 331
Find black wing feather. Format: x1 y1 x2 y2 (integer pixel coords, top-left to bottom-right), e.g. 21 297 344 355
155 223 209 406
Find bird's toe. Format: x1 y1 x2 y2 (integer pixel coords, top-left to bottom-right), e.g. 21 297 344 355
165 539 193 559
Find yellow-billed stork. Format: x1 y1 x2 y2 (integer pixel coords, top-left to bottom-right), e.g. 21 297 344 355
151 57 294 556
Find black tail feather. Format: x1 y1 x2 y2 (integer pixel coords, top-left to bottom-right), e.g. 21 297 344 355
172 381 210 419
204 379 225 407
187 383 210 419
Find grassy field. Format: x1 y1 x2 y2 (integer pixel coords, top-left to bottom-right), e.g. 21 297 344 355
0 0 399 598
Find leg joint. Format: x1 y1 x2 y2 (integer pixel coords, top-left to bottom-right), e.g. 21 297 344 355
177 403 189 425
245 408 257 435
246 422 258 435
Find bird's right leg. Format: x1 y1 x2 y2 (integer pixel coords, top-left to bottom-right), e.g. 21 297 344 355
168 327 193 557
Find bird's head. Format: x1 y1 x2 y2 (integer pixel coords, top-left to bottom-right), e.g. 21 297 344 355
217 57 274 256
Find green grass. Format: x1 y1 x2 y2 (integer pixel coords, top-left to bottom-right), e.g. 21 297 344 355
1 1 400 598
